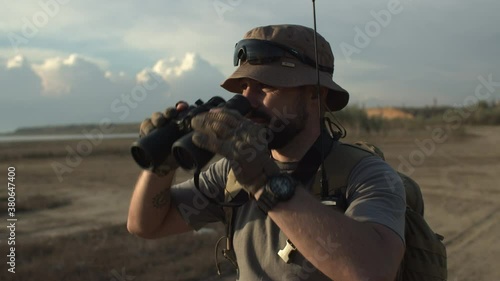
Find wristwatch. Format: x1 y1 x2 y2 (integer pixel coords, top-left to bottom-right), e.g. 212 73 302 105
256 173 297 214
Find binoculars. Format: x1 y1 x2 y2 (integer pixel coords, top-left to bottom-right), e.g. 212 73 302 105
131 95 251 171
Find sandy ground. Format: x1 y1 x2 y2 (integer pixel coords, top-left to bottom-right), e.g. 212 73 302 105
0 125 499 280
361 126 500 281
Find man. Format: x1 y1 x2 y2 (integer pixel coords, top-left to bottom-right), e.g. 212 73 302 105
127 24 405 281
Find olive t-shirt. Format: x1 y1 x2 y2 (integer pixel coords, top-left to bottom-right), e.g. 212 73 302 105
171 153 405 280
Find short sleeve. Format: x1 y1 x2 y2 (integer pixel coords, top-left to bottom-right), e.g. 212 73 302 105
170 158 230 230
344 155 406 242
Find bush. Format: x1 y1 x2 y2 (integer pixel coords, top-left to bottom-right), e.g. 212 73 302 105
328 102 500 137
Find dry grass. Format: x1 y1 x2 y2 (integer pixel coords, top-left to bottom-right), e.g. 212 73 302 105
0 137 236 281
2 194 72 213
11 223 234 281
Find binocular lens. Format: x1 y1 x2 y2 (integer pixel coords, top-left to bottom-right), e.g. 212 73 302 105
172 147 195 170
131 146 152 169
172 132 215 170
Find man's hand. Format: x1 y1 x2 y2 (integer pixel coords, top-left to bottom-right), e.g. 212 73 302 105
139 101 188 176
191 109 279 194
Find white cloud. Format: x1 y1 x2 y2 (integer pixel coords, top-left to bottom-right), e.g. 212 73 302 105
0 47 106 66
31 54 112 97
6 55 26 69
138 52 227 102
150 53 196 80
0 51 228 132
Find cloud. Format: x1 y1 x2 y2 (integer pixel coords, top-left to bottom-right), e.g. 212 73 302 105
139 52 227 103
0 55 42 101
0 51 228 132
0 0 498 131
31 54 111 97
151 53 196 80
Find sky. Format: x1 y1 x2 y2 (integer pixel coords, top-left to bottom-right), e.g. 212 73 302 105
0 0 499 133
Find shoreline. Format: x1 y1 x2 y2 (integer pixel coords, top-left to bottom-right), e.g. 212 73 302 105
0 132 138 143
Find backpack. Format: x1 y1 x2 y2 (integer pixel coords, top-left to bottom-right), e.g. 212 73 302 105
218 141 447 281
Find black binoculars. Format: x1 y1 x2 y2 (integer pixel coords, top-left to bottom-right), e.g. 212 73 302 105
130 95 251 171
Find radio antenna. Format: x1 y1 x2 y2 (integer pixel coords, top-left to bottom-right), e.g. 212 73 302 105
311 0 330 198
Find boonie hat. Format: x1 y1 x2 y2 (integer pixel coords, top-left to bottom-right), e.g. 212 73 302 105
221 24 349 111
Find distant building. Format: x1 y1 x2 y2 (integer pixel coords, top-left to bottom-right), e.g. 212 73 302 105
365 107 414 120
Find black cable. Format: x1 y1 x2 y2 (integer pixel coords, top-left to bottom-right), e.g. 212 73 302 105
312 0 330 199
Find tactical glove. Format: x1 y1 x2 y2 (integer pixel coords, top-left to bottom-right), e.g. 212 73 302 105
139 102 188 176
191 109 280 195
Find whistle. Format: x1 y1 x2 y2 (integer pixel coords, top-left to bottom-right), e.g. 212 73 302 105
278 239 297 263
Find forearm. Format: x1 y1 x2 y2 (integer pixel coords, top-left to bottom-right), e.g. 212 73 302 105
262 187 401 281
127 170 176 236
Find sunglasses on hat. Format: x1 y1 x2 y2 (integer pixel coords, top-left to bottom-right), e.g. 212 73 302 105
233 39 333 74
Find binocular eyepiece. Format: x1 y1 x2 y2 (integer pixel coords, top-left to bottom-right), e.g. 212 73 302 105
130 95 251 171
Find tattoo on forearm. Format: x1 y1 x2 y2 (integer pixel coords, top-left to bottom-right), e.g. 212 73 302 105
152 188 169 208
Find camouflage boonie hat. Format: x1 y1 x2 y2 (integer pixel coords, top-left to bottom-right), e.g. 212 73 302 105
222 24 349 111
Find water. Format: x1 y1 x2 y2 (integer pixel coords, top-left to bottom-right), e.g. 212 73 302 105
0 133 138 143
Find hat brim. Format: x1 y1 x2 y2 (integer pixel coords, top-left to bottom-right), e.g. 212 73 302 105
221 61 349 111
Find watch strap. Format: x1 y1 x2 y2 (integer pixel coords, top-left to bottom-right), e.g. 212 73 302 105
256 185 278 214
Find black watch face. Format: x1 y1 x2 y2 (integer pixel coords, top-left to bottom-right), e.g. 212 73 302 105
270 175 295 200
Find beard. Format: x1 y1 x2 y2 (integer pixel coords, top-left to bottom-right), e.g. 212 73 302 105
246 96 308 150
267 106 308 149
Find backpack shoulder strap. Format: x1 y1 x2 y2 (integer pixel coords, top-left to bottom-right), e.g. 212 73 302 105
398 172 424 216
310 142 377 198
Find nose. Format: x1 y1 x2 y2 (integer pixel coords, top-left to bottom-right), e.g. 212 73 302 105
241 79 263 108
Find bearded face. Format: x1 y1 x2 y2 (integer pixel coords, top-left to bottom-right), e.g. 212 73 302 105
268 104 308 149
246 93 309 149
